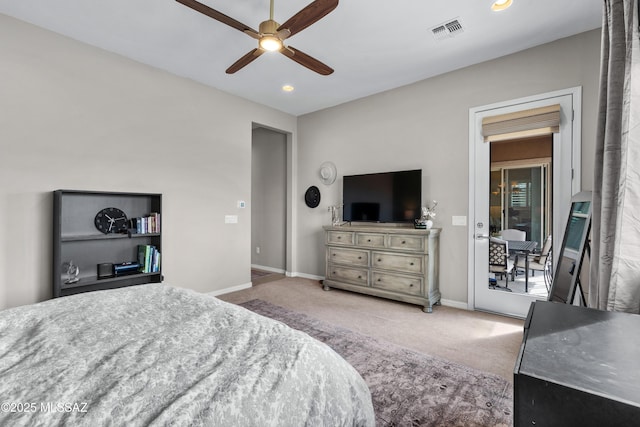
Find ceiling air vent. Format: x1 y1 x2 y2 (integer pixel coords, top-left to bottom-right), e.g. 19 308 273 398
431 18 464 41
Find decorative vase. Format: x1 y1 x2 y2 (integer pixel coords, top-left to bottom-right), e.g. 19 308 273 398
425 219 433 229
64 261 80 284
329 205 342 226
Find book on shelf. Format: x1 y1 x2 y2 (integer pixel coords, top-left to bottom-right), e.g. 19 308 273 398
137 244 161 273
130 213 160 234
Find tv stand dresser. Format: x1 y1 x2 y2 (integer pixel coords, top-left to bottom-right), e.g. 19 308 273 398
323 225 440 312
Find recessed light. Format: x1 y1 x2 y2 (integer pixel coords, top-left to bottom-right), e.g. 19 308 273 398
282 85 295 92
491 0 513 11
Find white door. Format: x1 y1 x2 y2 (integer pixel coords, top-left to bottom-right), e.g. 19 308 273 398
468 89 581 318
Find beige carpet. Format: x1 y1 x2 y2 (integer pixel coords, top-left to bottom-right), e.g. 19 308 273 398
218 277 524 383
250 269 286 285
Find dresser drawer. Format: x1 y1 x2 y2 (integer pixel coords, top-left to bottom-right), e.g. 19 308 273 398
372 272 423 296
355 232 385 248
326 266 369 286
329 247 369 267
327 231 354 245
372 252 424 274
388 235 425 252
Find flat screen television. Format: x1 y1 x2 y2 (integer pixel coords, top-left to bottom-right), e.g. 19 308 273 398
343 169 422 223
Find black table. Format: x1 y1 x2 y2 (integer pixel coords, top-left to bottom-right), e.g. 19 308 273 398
514 301 640 426
507 240 538 292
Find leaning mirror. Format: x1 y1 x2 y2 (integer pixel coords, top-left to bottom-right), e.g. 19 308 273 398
548 191 592 305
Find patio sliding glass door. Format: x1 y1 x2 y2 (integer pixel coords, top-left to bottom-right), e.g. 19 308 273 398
490 164 550 248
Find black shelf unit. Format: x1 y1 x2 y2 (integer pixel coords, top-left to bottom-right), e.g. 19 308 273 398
53 190 163 298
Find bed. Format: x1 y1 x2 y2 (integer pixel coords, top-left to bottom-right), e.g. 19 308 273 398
0 284 374 426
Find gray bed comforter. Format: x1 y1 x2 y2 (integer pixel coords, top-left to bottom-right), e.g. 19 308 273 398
0 285 374 426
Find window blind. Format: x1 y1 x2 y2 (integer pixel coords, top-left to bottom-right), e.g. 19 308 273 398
482 104 561 142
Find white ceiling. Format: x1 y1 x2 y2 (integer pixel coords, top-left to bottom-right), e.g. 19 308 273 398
0 0 602 116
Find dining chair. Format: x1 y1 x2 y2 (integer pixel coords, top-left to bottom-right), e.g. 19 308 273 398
489 237 515 291
517 235 552 277
502 228 527 275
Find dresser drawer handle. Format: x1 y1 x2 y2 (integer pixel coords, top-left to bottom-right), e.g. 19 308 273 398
378 258 382 262
402 240 406 244
410 262 414 266
367 239 371 242
377 278 382 282
358 275 362 279
358 256 362 259
332 253 336 256
332 271 336 275
409 283 414 287
337 236 342 239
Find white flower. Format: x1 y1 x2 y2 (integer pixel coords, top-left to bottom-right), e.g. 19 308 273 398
423 200 438 220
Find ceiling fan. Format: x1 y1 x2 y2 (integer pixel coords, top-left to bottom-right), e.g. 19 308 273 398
175 0 338 75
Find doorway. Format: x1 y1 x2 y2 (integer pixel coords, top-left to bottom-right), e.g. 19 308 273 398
468 88 582 318
251 126 288 282
490 138 552 297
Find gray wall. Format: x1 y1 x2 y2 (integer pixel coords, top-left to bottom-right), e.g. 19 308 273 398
0 15 296 310
0 12 602 310
251 128 287 271
295 29 601 304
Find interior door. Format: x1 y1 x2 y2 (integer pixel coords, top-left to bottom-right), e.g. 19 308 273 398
469 91 579 318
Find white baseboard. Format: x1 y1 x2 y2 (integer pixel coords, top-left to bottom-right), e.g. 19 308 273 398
288 272 324 281
439 298 469 310
251 264 286 274
207 282 252 297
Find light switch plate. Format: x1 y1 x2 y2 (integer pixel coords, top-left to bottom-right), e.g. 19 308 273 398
237 200 246 208
452 216 467 226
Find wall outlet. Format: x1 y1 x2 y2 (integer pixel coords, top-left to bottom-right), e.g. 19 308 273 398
237 200 246 208
256 246 260 254
225 215 238 224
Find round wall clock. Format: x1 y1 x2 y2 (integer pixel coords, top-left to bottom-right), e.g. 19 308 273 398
94 207 128 234
304 186 321 208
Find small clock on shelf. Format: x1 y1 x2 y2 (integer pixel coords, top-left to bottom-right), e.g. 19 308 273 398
94 207 128 234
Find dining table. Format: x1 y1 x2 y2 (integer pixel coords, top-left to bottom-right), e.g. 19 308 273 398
507 240 538 292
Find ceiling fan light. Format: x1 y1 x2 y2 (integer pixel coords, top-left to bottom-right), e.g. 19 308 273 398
259 36 282 52
491 0 513 11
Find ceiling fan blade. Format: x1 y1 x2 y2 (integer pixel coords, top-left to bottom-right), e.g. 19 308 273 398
280 46 333 75
277 0 339 38
176 0 259 36
226 49 264 74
